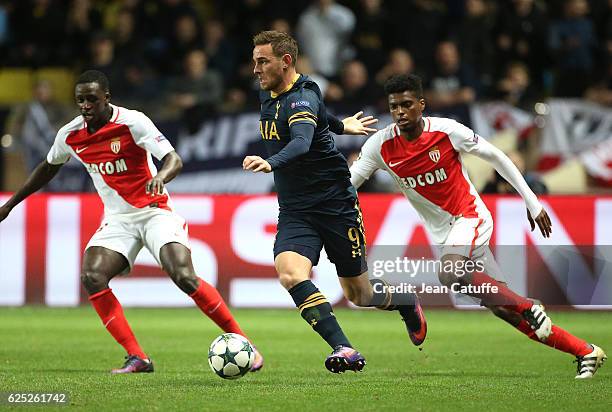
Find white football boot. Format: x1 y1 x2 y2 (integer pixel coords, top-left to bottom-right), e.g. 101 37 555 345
523 304 552 341
575 344 607 379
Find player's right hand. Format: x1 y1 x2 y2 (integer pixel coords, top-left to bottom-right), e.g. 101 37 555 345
342 111 378 136
528 208 552 238
0 204 12 223
243 156 272 173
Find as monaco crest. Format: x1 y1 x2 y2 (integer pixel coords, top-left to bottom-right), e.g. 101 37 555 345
429 146 440 163
110 138 121 154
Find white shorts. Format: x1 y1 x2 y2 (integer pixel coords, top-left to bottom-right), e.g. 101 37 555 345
440 216 505 281
86 208 190 272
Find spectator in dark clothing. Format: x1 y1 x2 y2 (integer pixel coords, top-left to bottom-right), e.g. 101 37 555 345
85 31 125 88
9 0 66 66
549 0 597 96
100 0 166 64
590 0 612 83
326 59 382 114
218 0 271 69
165 49 224 132
269 18 292 34
352 0 390 75
151 0 199 43
202 19 237 82
495 0 550 92
112 61 161 116
424 40 479 124
64 0 103 64
584 65 612 106
112 8 144 64
495 61 539 110
451 0 496 92
388 0 448 75
375 48 415 86
163 14 203 75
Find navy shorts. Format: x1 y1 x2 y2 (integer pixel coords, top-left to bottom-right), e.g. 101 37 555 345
273 196 368 277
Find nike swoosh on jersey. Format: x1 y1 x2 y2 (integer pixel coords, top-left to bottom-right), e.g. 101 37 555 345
388 160 406 167
76 146 88 154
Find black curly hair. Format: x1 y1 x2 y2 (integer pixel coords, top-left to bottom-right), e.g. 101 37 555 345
383 74 423 98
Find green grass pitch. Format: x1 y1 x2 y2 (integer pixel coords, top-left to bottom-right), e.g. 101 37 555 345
1 307 611 411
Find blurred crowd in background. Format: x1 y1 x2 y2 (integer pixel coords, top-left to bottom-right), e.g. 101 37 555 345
0 0 610 194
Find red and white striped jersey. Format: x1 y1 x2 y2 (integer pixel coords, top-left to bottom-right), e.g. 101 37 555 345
47 104 175 216
350 117 492 243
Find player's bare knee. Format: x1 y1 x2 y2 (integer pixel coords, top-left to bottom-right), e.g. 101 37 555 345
168 266 198 294
278 272 302 290
346 291 368 307
344 285 371 307
80 270 109 294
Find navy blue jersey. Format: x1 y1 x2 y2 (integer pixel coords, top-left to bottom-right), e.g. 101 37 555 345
259 74 352 212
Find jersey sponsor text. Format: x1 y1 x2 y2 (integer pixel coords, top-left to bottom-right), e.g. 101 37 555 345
398 167 448 189
85 158 128 175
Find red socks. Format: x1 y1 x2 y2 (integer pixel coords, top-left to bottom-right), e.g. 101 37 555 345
89 288 147 360
472 273 591 357
471 272 533 313
88 281 245 360
517 321 591 357
189 278 246 337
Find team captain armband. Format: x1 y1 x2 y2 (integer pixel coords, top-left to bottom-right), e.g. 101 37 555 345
288 111 317 127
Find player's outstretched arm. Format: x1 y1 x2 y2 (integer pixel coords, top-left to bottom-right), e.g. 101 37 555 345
470 138 551 238
342 111 378 136
245 123 315 173
145 150 182 195
328 111 378 136
0 160 63 222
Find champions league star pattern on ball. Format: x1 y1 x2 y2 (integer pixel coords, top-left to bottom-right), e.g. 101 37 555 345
208 333 255 379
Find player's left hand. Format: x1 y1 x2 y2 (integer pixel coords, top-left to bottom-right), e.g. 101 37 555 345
243 156 272 173
342 111 378 136
145 176 165 196
528 208 552 238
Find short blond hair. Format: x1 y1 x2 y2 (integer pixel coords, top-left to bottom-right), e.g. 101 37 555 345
253 30 298 66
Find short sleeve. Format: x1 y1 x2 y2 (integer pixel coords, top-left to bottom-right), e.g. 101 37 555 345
350 131 384 181
286 89 320 129
447 120 482 153
46 129 71 165
130 112 174 160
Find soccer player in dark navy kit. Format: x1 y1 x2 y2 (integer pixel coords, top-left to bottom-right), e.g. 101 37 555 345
243 31 427 373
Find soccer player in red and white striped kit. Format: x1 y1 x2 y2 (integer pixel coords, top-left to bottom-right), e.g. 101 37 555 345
0 70 263 374
350 74 606 379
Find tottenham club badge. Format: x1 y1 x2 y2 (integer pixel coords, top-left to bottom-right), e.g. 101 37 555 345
110 138 121 154
429 146 440 163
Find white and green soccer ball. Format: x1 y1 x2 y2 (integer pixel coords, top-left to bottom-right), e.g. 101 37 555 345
208 333 254 379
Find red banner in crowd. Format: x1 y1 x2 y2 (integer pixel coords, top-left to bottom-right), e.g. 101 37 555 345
1 194 611 308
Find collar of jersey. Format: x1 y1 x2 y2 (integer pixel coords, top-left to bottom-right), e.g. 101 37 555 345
270 73 301 98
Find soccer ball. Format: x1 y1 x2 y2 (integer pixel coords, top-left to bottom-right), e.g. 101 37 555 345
208 333 254 379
